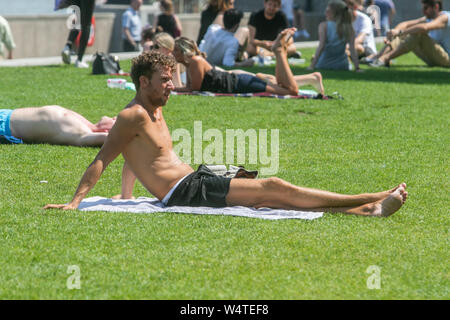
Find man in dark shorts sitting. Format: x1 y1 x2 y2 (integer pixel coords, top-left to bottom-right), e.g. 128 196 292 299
45 50 407 217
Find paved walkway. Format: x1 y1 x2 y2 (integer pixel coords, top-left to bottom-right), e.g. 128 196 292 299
0 52 140 67
1 38 385 67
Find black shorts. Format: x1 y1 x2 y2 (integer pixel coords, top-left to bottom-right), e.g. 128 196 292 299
234 74 267 93
167 165 232 208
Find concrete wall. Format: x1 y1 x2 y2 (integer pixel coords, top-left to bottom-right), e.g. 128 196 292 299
5 0 450 58
5 12 115 59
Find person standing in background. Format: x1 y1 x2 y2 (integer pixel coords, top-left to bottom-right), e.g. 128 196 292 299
0 15 15 60
59 0 96 68
154 0 182 38
281 0 295 26
375 0 396 36
197 0 235 44
122 0 143 52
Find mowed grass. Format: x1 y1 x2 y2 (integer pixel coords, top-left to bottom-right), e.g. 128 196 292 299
0 48 449 299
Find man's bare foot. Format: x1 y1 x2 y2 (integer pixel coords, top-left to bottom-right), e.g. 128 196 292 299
272 28 296 53
370 186 408 217
369 182 407 201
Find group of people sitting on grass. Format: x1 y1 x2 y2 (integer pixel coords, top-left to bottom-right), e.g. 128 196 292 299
310 0 449 70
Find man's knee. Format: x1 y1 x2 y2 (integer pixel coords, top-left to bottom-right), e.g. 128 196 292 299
262 177 286 190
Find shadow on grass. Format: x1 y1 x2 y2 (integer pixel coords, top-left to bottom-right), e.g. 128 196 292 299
238 65 450 85
318 67 450 85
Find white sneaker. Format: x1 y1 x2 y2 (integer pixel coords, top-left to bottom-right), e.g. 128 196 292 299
75 60 89 68
61 45 71 64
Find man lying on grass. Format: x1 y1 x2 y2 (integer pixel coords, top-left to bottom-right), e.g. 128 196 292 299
0 105 115 146
44 48 408 217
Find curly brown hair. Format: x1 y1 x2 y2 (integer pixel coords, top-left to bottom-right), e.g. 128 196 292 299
131 51 176 91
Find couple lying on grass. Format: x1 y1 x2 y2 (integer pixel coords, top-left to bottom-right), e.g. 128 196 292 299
45 29 408 217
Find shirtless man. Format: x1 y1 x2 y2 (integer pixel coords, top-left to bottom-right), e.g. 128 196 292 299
0 106 115 146
44 41 408 216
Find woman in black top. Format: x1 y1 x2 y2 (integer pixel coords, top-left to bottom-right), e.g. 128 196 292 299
154 0 182 38
173 30 325 95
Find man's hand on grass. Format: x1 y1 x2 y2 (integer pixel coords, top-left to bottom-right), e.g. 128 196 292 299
43 203 78 210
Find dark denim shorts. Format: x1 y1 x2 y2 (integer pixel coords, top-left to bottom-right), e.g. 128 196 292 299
234 74 267 93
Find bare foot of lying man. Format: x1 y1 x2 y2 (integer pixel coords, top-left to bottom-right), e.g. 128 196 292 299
1 106 116 146
44 51 407 217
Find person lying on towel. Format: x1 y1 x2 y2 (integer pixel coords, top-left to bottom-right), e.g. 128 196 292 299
174 28 325 95
44 49 408 217
0 106 115 146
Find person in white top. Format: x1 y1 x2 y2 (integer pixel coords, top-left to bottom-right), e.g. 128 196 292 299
199 9 254 67
346 0 377 57
0 15 15 60
369 0 450 67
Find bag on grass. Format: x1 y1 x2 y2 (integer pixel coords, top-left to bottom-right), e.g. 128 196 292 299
92 52 121 75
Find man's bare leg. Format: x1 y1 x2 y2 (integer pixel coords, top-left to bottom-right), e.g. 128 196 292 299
226 177 407 217
319 187 408 217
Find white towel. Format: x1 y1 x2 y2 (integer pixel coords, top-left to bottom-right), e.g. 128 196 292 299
78 197 323 221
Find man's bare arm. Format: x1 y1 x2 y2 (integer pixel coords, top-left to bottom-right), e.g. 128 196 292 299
112 161 137 199
387 17 427 40
248 26 273 50
44 108 142 210
124 27 137 47
405 13 448 34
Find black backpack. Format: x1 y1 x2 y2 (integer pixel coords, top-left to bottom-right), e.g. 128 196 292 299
92 52 121 75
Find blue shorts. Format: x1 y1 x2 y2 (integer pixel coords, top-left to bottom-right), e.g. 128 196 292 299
234 74 267 93
0 109 23 144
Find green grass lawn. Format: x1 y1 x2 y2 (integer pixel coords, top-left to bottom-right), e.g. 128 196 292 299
0 48 449 299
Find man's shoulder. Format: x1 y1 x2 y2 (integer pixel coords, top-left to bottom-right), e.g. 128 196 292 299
118 104 148 124
275 10 288 20
123 8 132 16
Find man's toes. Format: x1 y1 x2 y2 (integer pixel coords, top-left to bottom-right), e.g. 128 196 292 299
402 191 408 202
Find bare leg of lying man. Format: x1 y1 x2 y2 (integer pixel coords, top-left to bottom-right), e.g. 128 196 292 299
44 48 407 217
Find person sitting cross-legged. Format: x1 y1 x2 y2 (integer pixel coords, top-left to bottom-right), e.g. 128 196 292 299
44 50 408 217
